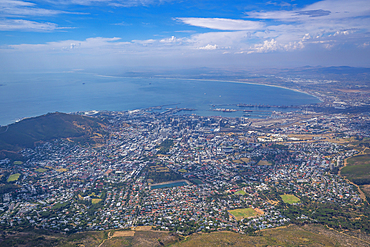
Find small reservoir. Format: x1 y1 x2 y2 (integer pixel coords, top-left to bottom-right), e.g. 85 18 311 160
150 180 190 190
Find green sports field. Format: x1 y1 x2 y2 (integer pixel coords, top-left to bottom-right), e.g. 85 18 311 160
36 168 47 173
228 208 257 220
235 190 246 195
7 173 21 182
280 194 300 204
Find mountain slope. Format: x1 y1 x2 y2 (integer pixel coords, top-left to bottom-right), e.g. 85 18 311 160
0 112 106 160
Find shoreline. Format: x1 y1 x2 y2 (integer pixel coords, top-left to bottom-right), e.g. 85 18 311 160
92 73 323 103
0 73 322 126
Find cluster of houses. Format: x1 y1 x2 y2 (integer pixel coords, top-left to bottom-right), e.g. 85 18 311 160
0 109 367 234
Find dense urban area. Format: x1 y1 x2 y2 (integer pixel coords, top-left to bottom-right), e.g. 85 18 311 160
1 103 369 240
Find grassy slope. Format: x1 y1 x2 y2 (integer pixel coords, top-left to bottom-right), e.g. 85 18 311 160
0 112 106 160
7 173 20 182
0 229 179 247
2 224 370 247
171 224 370 247
280 194 300 204
341 153 370 199
342 154 370 181
229 208 256 220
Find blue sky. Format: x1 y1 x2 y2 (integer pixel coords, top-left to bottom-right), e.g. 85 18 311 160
1 0 369 71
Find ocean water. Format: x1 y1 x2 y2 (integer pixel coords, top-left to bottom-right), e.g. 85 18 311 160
0 72 320 126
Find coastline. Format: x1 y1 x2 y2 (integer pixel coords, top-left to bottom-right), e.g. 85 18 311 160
93 73 323 103
163 77 323 103
0 72 322 126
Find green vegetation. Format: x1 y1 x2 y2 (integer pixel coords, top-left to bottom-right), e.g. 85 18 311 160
145 162 183 183
282 201 370 234
1 223 368 247
52 201 70 210
270 144 288 150
13 161 23 165
157 139 174 154
178 169 187 173
0 172 18 194
280 194 300 204
232 159 244 164
235 190 246 195
35 168 47 173
342 154 370 185
92 198 102 204
7 173 20 182
0 229 61 247
257 160 272 166
228 208 257 220
347 154 370 165
171 224 368 247
0 184 18 195
348 138 370 150
240 158 251 163
343 163 370 184
0 229 109 247
190 179 203 185
56 168 68 172
0 112 106 160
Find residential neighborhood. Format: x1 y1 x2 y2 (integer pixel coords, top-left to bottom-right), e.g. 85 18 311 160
0 108 369 235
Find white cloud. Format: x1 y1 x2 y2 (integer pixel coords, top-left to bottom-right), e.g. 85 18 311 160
176 18 263 31
1 34 370 70
198 44 217 50
132 39 156 46
160 36 183 44
283 41 304 51
239 0 370 54
0 0 70 17
332 30 350 36
248 39 277 54
360 42 369 48
0 19 62 31
185 31 253 50
266 1 292 7
43 0 173 7
244 38 305 54
113 21 131 26
324 43 334 49
1 0 35 7
1 0 369 65
173 0 369 55
8 37 125 51
247 0 370 21
302 33 311 41
0 0 80 31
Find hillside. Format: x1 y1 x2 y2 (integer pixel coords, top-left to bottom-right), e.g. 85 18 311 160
0 112 106 160
171 224 370 247
1 224 369 247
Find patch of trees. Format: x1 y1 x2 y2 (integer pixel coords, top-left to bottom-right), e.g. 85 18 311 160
145 163 183 183
351 178 370 185
157 139 174 154
146 171 183 183
282 202 370 233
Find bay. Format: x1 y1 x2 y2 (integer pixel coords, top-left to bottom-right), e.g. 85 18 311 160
0 72 320 126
